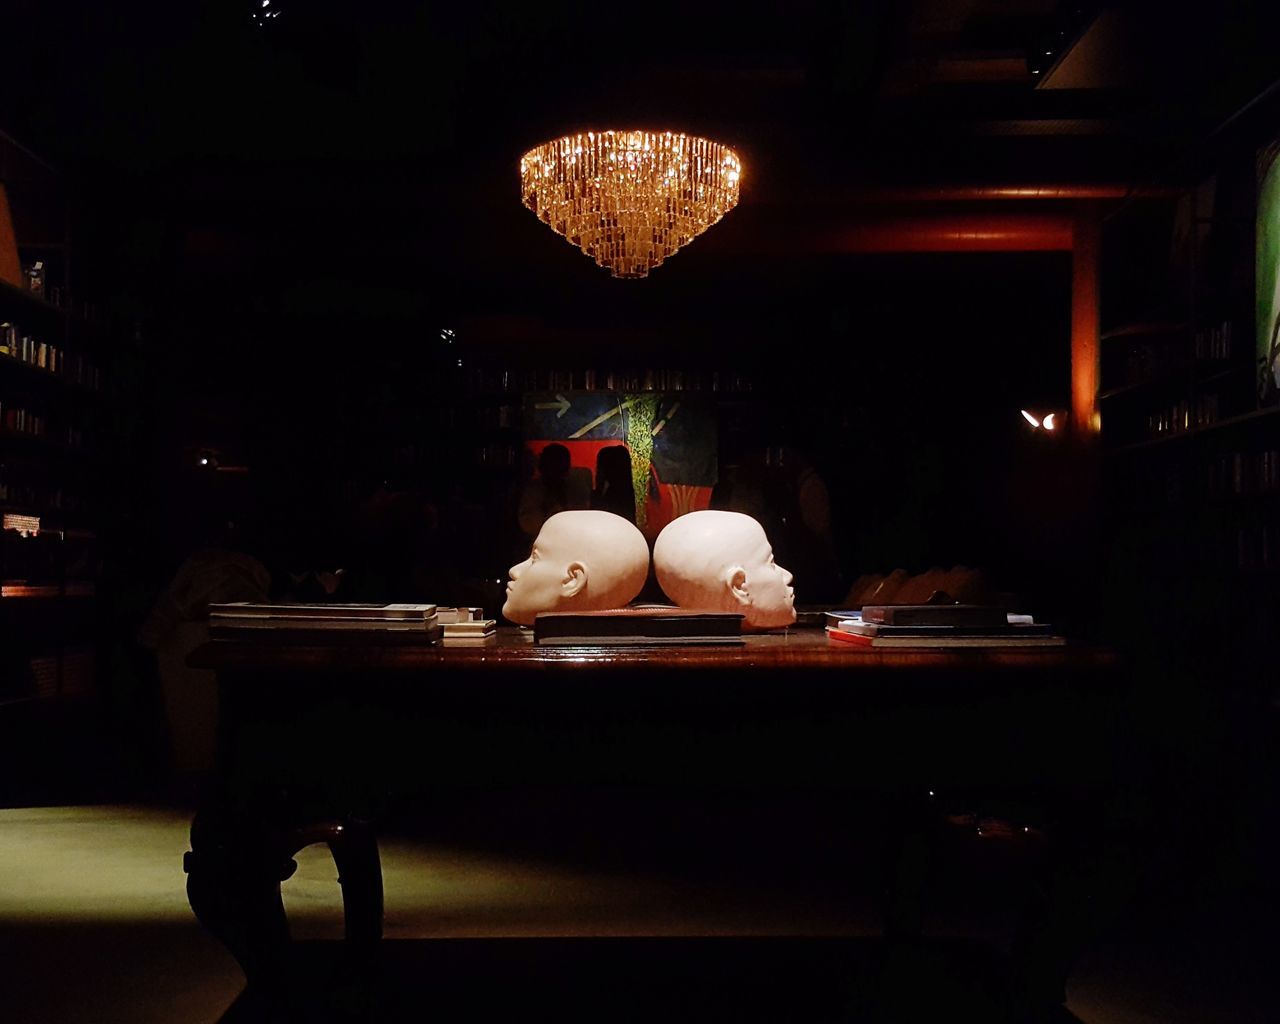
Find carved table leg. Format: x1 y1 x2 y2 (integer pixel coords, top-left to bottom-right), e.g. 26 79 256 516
328 820 384 954
283 819 385 953
185 809 386 992
185 806 294 989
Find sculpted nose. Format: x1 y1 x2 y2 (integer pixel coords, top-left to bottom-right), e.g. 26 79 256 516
782 567 794 586
509 562 523 581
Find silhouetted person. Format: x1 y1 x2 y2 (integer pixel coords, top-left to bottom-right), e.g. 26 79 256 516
137 510 269 774
591 444 636 523
713 446 841 602
518 442 589 538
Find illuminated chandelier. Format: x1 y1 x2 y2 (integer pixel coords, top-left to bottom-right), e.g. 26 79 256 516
519 130 742 279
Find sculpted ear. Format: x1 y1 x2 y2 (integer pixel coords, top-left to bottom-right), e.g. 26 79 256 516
562 561 588 598
726 566 750 606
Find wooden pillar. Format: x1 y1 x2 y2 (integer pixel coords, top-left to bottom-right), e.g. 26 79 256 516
1071 204 1101 435
0 184 23 287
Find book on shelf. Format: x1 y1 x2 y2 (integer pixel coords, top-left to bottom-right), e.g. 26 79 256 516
29 655 58 699
1 582 60 598
534 606 744 646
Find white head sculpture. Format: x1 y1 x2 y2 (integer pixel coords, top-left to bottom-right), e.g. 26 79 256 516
653 510 796 630
502 509 650 625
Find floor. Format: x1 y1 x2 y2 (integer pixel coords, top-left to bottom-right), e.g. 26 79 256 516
0 802 1273 1023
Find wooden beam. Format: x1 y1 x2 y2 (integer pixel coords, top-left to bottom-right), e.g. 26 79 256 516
1071 203 1101 435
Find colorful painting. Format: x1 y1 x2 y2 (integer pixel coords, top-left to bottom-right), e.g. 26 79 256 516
1256 142 1280 405
523 392 717 537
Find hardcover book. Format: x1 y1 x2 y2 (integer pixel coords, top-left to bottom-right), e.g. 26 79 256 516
208 602 441 643
534 606 744 646
834 618 1053 638
209 602 437 620
443 618 497 637
208 621 444 645
859 604 1008 627
827 627 1065 649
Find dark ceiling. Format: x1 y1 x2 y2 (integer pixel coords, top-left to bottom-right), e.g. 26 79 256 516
3 2 1279 358
4 1 1277 576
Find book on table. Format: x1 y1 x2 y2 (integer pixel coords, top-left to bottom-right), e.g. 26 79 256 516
827 626 1066 649
443 618 497 638
435 606 485 624
534 606 744 646
208 602 442 642
825 608 1064 648
210 602 437 621
858 604 1009 627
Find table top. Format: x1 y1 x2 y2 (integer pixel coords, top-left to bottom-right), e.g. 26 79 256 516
189 626 1117 676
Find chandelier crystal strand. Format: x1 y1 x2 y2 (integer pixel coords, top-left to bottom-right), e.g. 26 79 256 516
519 130 742 278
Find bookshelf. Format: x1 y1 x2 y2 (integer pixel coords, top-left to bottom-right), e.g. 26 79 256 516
1099 87 1280 655
0 128 104 717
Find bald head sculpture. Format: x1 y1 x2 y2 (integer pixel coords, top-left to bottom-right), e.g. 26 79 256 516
502 510 650 625
653 510 796 630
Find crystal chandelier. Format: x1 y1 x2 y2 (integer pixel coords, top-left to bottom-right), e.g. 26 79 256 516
519 130 742 279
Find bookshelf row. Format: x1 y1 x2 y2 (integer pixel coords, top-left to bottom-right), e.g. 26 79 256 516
0 582 97 599
1100 318 1238 391
1110 396 1280 453
1 326 102 390
0 647 95 707
0 407 88 450
455 365 761 397
0 275 110 332
0 476 90 518
1099 314 1258 448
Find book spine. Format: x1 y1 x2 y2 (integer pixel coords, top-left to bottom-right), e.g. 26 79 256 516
827 628 874 646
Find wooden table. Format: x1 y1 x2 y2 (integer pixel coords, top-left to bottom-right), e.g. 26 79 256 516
184 628 1122 1009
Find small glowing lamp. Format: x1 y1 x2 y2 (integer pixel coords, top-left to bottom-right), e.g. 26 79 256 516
1021 409 1067 433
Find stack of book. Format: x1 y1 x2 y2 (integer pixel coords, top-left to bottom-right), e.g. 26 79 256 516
438 606 498 643
534 606 744 647
825 605 1064 648
208 603 442 643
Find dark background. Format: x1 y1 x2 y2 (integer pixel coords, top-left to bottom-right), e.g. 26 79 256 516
8 0 1277 615
1 1 1278 748
1 6 1278 1018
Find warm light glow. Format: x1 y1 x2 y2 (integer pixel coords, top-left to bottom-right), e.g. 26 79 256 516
1020 410 1041 428
3 513 40 537
1042 413 1056 431
519 130 742 278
